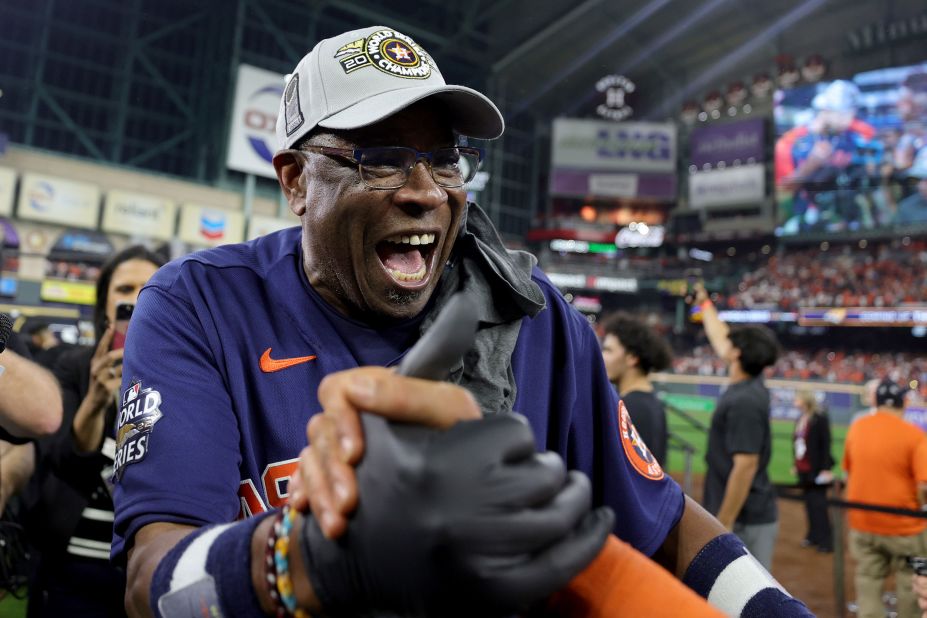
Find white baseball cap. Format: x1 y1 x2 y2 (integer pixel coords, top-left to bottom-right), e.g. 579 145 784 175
276 26 504 151
811 79 860 112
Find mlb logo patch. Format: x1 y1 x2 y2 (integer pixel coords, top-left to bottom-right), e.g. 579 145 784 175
123 382 140 406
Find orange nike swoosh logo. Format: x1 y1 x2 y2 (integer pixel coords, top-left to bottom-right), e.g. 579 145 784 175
259 348 317 373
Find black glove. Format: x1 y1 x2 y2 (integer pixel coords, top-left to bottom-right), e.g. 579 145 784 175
299 413 613 618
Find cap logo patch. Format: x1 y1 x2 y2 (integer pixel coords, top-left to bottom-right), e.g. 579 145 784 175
618 400 664 481
284 73 304 137
334 29 433 80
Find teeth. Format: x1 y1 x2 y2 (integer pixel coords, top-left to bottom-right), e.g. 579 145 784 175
387 233 435 245
388 265 427 282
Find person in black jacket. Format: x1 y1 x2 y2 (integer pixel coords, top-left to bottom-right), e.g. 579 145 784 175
600 313 672 467
25 245 164 617
792 390 835 553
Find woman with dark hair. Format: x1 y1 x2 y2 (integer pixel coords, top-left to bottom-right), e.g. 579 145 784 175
26 245 164 617
792 390 835 553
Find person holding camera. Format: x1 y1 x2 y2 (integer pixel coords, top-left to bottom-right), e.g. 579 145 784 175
22 246 163 617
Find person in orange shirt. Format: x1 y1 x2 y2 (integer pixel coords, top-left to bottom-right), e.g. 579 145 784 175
843 379 927 618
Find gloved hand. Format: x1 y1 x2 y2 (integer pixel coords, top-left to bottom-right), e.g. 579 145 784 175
299 413 613 618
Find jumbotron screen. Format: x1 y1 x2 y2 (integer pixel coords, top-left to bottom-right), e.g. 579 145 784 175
774 61 927 236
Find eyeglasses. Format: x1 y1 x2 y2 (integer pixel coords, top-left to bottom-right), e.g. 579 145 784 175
289 145 484 190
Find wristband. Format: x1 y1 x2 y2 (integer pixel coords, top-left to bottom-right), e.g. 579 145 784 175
683 533 813 617
700 299 714 312
151 511 272 618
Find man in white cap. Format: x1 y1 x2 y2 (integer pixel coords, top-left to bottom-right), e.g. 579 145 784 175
775 79 881 232
112 26 810 617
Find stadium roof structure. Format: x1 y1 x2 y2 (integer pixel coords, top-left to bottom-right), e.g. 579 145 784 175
1 0 925 238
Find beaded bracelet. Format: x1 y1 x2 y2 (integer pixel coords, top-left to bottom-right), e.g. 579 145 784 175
273 504 311 618
264 508 288 618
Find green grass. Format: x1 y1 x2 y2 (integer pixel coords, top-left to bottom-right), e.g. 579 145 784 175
0 590 28 618
665 407 848 485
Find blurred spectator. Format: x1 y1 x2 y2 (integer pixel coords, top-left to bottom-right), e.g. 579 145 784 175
893 71 927 173
695 283 780 569
600 313 672 466
672 347 927 400
792 391 834 553
896 149 927 224
26 321 76 371
21 245 164 617
843 379 927 618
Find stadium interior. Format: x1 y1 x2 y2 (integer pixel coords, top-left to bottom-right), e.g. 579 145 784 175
1 0 926 616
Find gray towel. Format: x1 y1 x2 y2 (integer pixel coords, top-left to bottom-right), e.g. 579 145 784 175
421 203 546 416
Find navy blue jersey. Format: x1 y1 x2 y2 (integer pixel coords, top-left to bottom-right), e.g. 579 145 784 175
111 227 683 560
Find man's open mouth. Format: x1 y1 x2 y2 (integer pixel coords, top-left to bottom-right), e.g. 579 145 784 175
375 232 439 286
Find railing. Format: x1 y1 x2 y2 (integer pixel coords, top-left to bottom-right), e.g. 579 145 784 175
663 401 709 496
667 431 698 494
776 483 927 617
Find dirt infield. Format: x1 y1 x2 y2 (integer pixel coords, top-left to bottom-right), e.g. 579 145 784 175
773 495 853 618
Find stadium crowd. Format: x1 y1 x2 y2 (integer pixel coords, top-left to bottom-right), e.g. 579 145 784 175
672 346 927 397
718 240 927 310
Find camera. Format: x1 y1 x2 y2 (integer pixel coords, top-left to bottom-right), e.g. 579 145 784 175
907 556 927 576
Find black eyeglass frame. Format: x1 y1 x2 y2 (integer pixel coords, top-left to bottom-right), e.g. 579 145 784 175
285 145 484 190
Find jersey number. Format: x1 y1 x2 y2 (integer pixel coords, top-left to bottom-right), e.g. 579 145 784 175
237 459 298 518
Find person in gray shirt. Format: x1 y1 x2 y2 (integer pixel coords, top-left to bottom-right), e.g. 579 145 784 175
694 283 780 569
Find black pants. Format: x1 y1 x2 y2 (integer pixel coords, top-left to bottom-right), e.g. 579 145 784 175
799 472 832 550
27 554 127 618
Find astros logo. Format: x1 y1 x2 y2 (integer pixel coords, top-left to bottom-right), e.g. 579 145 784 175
335 29 433 79
380 38 419 66
618 401 664 480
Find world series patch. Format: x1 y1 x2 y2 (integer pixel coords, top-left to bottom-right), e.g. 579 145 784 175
114 380 163 479
334 29 434 79
617 400 664 481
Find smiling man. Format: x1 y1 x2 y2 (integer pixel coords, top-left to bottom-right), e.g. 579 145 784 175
111 26 811 618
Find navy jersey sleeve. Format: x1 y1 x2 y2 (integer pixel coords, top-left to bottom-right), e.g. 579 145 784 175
111 278 242 562
723 393 764 455
513 274 685 557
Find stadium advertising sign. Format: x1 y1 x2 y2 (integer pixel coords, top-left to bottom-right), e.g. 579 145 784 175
178 204 245 247
905 407 927 433
226 64 285 179
615 223 664 248
17 173 100 229
689 119 765 168
550 170 676 200
689 164 765 208
551 119 676 172
0 166 15 216
247 214 296 240
545 272 639 293
799 307 927 327
549 239 617 255
102 190 177 240
549 119 676 201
